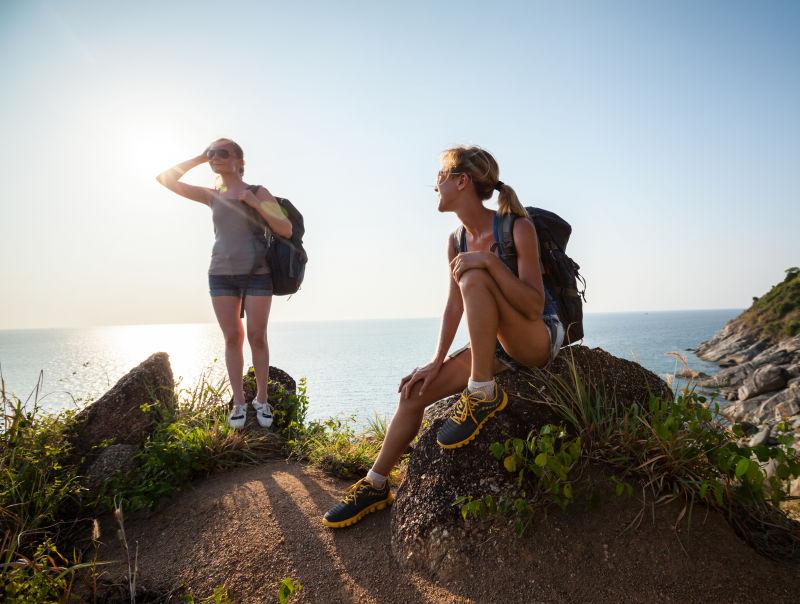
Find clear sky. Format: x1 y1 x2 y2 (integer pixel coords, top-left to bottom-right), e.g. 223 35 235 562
1 1 798 330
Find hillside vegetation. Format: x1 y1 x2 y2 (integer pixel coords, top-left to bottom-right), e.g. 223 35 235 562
740 268 800 341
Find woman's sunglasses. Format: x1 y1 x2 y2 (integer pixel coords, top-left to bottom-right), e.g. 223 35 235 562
206 149 232 159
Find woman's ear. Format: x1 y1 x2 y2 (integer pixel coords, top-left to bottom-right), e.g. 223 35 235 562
456 172 470 191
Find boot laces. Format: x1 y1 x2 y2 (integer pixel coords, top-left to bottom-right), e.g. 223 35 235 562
343 478 371 504
451 389 489 425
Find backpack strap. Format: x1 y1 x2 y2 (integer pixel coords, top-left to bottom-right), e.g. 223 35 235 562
240 184 266 318
494 213 519 273
453 225 467 255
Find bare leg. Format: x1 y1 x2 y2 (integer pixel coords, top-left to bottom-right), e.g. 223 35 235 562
372 268 551 478
371 350 507 476
459 269 500 382
212 296 246 404
459 268 551 370
245 295 273 403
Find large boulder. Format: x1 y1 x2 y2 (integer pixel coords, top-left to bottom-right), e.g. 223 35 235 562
392 346 671 572
68 353 174 466
737 365 788 401
84 444 139 490
242 365 297 403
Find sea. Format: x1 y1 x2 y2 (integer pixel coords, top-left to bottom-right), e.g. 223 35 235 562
0 310 739 423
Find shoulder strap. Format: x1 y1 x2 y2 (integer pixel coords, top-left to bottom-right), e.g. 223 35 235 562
494 213 518 273
453 226 466 255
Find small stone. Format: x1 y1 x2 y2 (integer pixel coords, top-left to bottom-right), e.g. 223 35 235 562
748 425 771 447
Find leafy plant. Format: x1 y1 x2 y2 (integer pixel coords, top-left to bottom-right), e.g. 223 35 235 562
292 416 383 479
277 577 302 604
456 424 582 534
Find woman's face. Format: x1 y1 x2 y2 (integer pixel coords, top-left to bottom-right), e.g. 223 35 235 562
435 167 464 212
206 141 242 176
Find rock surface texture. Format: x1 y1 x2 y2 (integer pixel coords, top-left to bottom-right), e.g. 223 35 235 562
695 271 800 437
67 352 175 467
698 335 800 433
391 346 670 573
387 346 797 599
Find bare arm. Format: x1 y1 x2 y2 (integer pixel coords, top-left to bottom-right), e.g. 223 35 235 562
241 187 293 239
482 218 545 320
155 154 215 206
399 235 465 397
433 235 465 363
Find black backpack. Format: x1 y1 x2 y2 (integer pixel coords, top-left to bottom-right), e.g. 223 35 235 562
493 208 586 345
240 187 307 317
267 196 307 296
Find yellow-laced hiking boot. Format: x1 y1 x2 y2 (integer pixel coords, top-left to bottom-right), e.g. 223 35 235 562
436 384 508 449
322 477 394 528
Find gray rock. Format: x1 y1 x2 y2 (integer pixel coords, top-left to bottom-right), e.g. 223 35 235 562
759 383 800 420
695 321 762 362
748 425 771 447
737 365 788 401
761 458 779 480
84 444 139 490
786 364 800 379
722 394 771 422
749 346 793 369
698 363 754 389
777 335 800 354
67 352 174 468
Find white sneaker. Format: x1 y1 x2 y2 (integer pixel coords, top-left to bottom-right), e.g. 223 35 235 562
252 401 273 428
228 404 247 429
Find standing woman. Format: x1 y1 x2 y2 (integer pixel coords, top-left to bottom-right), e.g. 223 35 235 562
156 138 293 429
323 145 564 528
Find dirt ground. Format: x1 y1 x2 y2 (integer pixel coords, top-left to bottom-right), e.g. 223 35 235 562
95 460 798 603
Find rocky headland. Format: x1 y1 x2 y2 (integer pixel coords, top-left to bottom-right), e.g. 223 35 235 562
695 269 800 452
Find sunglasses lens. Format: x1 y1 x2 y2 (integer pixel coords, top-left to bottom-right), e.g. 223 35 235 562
206 149 231 159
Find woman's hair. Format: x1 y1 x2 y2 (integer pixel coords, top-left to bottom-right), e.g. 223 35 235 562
440 145 527 217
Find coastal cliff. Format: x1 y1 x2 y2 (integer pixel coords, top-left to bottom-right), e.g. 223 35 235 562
695 269 800 441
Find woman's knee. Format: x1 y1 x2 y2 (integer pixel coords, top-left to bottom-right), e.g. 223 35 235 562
458 268 492 295
397 394 426 417
247 328 267 349
223 329 245 348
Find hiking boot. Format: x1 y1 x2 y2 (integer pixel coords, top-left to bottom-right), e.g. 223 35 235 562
227 404 247 429
252 400 273 428
322 477 394 528
436 384 508 449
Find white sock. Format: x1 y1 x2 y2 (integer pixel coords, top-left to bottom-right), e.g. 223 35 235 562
366 469 387 488
468 378 496 399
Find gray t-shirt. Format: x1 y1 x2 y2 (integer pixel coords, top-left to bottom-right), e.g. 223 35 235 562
208 193 270 276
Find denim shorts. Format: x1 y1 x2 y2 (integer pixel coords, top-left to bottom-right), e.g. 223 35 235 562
208 273 273 297
448 313 565 372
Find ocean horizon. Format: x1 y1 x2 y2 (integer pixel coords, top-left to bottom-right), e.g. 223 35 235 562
1 309 741 422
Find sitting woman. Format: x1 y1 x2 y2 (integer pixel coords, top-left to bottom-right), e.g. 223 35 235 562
323 145 564 528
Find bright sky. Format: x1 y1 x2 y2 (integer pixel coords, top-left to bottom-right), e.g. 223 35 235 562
1 1 798 330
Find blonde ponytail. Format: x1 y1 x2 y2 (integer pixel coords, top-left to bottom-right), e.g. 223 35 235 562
496 182 527 217
440 145 524 215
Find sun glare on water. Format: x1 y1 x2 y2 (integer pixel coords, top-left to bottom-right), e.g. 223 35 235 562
107 323 225 389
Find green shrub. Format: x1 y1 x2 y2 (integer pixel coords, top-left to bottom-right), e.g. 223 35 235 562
456 424 582 534
0 381 93 603
293 416 384 479
104 373 308 511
